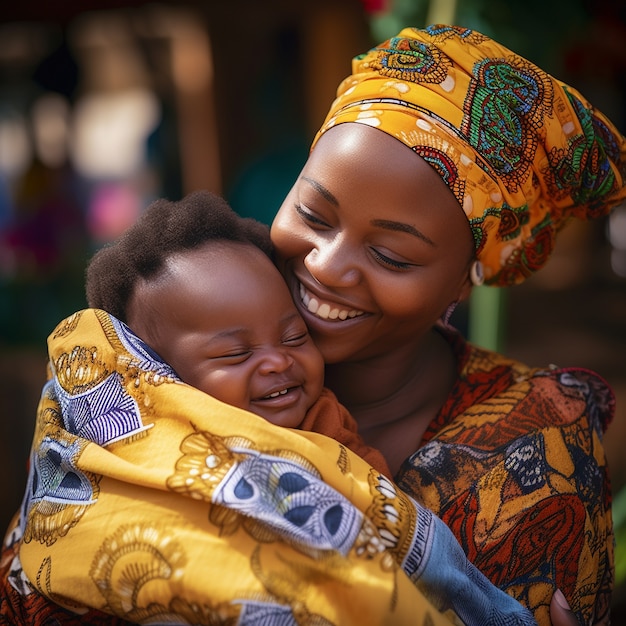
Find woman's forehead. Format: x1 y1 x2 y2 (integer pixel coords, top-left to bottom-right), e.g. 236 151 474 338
303 123 470 228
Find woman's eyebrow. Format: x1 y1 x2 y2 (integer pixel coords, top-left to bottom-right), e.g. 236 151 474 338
371 219 436 246
301 176 339 205
300 176 434 246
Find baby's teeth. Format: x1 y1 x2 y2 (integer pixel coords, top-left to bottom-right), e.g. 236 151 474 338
268 389 288 398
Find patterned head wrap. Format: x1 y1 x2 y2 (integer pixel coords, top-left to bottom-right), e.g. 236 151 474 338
312 25 626 286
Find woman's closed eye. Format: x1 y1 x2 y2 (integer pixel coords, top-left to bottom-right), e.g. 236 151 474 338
369 247 414 271
295 203 330 228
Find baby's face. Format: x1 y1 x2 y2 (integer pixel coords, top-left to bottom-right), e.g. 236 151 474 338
127 241 325 429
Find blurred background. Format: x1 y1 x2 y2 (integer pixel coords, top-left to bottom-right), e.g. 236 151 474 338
0 0 625 613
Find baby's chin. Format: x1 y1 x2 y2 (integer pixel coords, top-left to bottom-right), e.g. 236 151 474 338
248 406 306 428
253 409 306 430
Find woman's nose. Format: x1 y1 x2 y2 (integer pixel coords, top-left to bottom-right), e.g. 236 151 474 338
303 237 361 287
257 348 294 374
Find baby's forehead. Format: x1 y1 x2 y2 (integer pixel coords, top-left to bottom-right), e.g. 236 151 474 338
155 242 288 305
163 240 272 277
148 243 296 315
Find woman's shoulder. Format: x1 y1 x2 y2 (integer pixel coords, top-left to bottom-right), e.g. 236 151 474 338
434 325 615 436
399 328 615 623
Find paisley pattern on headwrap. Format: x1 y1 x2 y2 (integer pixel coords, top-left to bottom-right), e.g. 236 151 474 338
313 24 626 285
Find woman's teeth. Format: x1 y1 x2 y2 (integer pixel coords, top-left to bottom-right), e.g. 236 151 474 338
299 284 364 321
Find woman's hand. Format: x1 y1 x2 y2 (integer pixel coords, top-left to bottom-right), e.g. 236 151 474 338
550 589 610 626
550 590 579 626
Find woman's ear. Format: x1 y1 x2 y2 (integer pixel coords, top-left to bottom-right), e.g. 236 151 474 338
457 259 484 303
457 276 474 303
469 260 485 286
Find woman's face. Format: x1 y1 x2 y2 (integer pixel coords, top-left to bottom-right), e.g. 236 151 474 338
271 123 475 364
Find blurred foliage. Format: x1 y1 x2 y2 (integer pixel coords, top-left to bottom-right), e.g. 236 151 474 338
615 484 626 585
369 0 593 74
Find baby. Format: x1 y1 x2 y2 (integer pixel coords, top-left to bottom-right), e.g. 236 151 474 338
85 189 391 477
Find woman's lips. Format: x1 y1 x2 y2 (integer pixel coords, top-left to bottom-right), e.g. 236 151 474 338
298 283 364 321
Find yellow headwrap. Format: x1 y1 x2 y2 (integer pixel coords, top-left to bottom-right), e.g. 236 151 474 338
312 25 626 286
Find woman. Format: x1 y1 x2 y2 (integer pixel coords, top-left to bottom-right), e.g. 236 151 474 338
1 24 623 626
270 24 625 625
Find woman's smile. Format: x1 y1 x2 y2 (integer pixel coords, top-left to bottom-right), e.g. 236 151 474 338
298 282 365 321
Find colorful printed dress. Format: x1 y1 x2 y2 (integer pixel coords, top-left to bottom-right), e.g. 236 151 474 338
395 326 615 625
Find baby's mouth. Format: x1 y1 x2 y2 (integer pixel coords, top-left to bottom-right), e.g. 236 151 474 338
299 283 364 321
262 388 289 400
255 385 300 402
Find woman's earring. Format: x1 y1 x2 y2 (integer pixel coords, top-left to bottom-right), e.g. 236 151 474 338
470 260 484 286
442 301 458 326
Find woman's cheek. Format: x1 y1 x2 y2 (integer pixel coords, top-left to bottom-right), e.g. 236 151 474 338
374 278 441 322
272 222 312 264
270 213 295 256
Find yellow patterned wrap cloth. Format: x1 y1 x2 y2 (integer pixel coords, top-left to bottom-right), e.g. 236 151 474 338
4 309 537 625
313 25 626 285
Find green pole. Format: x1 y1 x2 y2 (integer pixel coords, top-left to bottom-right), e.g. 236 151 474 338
423 0 508 353
468 286 506 352
426 0 458 24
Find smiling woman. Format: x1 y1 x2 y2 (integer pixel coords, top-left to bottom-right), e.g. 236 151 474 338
2 17 625 626
269 24 626 626
271 122 475 367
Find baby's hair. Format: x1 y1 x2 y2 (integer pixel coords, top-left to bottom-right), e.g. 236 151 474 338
85 190 273 323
